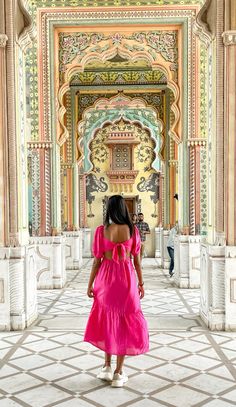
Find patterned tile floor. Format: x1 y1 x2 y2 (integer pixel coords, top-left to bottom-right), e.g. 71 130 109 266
1 258 236 407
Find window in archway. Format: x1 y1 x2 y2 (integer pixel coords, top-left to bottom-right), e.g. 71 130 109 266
105 131 139 192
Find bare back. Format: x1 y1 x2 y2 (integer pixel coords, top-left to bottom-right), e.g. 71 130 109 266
104 224 131 242
103 224 131 260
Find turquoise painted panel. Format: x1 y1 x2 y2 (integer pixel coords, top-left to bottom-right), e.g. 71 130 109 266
81 108 162 173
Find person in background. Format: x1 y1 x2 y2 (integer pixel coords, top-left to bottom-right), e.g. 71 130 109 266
131 213 138 224
167 223 179 277
136 213 150 258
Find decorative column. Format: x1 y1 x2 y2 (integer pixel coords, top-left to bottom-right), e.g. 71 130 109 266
5 0 18 246
73 163 79 229
188 139 207 235
155 227 162 262
0 34 8 247
0 248 10 330
158 171 164 227
169 160 178 226
0 0 39 331
79 172 87 228
28 142 52 236
214 0 225 244
189 144 196 235
223 30 236 330
195 0 228 330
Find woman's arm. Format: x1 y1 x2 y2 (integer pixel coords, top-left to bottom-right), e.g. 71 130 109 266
87 257 101 298
133 253 145 299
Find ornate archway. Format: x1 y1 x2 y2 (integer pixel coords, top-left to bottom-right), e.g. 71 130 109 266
77 94 164 172
57 32 180 147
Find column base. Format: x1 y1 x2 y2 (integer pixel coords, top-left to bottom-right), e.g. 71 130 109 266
0 245 38 331
10 312 26 331
225 246 236 331
30 236 66 289
200 308 225 331
161 229 170 269
174 235 189 288
155 227 162 261
200 244 225 331
174 235 201 288
82 228 92 258
62 231 83 269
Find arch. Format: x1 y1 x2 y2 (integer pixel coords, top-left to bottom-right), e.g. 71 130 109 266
57 40 180 146
77 94 164 173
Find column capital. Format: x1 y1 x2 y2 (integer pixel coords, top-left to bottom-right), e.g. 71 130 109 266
222 31 236 46
193 0 214 47
27 141 53 150
187 138 207 147
168 160 178 168
15 0 36 53
0 34 8 48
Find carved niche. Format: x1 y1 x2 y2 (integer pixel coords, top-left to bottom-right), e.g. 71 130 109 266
105 130 140 192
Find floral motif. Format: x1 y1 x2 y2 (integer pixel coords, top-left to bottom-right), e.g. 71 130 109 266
71 69 166 87
131 31 178 65
111 33 123 45
59 30 178 74
59 33 105 69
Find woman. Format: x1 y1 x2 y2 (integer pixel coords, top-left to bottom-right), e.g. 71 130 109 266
131 213 138 224
84 195 149 388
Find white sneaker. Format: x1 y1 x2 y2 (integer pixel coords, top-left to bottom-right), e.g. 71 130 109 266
96 366 113 381
111 372 128 388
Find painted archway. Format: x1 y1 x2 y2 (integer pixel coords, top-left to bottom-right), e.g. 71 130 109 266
77 94 164 173
57 32 180 147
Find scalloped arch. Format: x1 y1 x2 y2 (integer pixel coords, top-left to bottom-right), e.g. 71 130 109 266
77 94 164 173
57 41 180 146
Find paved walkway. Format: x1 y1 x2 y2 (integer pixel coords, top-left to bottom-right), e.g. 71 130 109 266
0 259 236 407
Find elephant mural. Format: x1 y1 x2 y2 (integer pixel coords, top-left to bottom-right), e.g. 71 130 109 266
137 173 160 217
86 174 108 217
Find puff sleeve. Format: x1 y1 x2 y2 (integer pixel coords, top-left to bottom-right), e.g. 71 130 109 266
131 225 141 256
92 225 104 259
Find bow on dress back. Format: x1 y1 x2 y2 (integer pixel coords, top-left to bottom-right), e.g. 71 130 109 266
108 241 131 263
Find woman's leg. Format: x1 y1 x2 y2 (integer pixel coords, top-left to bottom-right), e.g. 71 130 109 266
115 355 125 373
105 352 111 367
140 243 145 258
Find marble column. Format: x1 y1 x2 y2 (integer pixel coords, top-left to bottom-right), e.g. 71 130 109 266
200 244 225 330
173 235 189 288
155 226 162 264
161 229 170 269
0 34 8 247
222 31 236 330
0 1 38 331
82 228 92 258
0 244 37 332
0 248 10 330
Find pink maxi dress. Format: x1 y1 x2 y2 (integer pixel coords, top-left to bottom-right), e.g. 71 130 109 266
84 225 149 356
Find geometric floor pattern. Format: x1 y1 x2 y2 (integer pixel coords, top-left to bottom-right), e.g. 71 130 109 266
1 258 236 406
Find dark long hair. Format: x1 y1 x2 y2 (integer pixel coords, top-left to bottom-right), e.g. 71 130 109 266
104 195 134 236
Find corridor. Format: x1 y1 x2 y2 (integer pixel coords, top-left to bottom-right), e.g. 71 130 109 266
0 259 236 407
